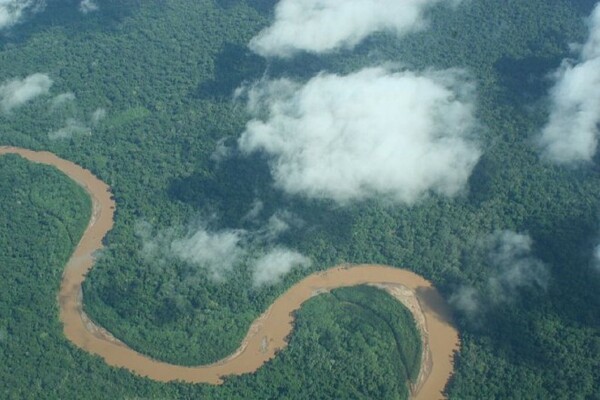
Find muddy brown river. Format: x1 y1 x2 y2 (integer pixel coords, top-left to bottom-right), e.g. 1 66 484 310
1 146 460 400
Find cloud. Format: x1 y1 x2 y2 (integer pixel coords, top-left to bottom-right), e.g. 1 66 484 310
137 214 308 285
0 0 45 30
242 198 264 221
0 73 52 112
135 220 247 281
48 118 91 140
593 243 600 271
91 107 106 125
48 100 106 140
50 92 76 110
79 0 98 14
264 212 290 236
249 0 454 58
539 4 600 164
170 227 247 281
485 231 548 303
252 248 311 286
449 286 480 315
210 137 233 163
257 210 303 241
451 231 548 317
238 67 480 204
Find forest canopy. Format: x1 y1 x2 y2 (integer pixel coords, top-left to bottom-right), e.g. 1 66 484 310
0 0 600 399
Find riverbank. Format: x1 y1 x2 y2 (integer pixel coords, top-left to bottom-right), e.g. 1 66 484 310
0 146 459 400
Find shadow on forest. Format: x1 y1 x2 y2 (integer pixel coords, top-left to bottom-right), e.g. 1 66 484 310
167 152 276 227
465 154 498 206
571 0 599 14
268 52 336 81
493 54 563 105
214 0 278 15
449 171 600 373
195 43 267 100
0 0 142 48
464 205 600 370
167 149 356 254
194 37 347 101
528 208 600 328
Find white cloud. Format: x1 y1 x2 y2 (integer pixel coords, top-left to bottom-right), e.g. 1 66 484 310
593 243 600 271
210 137 233 163
79 0 98 14
0 73 52 112
48 118 91 140
249 0 454 58
252 248 311 286
91 107 106 125
486 231 548 303
0 0 44 30
238 67 480 204
50 92 76 110
265 212 290 235
170 227 247 281
258 210 302 241
137 213 308 284
49 98 104 138
451 231 548 317
539 3 600 163
242 199 264 221
449 286 480 315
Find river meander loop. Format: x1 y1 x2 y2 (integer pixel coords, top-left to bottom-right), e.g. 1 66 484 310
0 146 460 400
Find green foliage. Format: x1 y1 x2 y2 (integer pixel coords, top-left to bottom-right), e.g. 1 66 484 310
0 157 420 398
228 286 420 400
1 0 600 398
330 286 422 383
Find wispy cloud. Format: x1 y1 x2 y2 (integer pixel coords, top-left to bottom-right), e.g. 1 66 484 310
450 286 480 315
538 3 600 163
50 92 76 110
238 67 480 204
210 137 233 163
47 97 105 140
48 118 91 140
451 231 548 317
242 198 264 221
170 227 247 281
485 231 548 302
79 0 98 14
592 243 600 271
0 73 52 112
0 0 45 30
136 213 310 286
258 210 301 241
249 0 455 58
90 107 106 125
252 248 311 286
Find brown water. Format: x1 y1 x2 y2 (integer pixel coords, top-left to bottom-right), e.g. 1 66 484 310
1 146 459 400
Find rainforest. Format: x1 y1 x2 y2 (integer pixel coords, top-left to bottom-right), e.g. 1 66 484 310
1 0 600 399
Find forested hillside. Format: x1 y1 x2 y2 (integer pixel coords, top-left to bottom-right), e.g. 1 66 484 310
1 0 599 398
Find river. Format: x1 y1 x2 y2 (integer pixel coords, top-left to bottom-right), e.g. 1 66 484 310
0 146 460 400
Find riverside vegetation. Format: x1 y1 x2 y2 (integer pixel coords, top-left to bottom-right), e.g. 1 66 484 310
1 146 450 396
1 0 600 398
0 155 423 399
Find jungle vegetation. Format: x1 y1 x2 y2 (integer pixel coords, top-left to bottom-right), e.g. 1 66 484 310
1 0 600 398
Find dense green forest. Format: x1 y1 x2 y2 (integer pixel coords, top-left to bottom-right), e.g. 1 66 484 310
0 159 419 398
1 0 600 398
